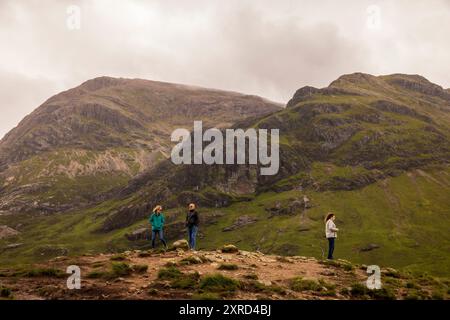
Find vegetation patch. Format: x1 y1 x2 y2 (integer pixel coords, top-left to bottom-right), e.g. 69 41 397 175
18 268 65 278
243 273 258 280
0 286 12 298
171 272 200 289
242 280 286 295
199 274 240 293
110 254 127 261
350 282 396 300
132 264 148 273
290 277 322 292
111 262 133 277
158 266 183 280
192 292 221 300
218 263 239 271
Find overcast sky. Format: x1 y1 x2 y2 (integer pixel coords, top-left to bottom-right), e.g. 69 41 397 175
1 0 449 138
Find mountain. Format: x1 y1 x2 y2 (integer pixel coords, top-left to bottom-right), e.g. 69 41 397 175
0 73 449 278
0 77 282 214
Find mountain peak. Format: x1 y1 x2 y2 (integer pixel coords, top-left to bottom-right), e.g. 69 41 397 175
329 72 378 86
79 76 126 92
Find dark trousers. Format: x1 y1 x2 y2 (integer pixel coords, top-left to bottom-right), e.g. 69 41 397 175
151 229 167 248
327 237 335 259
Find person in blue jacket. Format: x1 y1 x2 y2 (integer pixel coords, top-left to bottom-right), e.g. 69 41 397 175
149 205 168 249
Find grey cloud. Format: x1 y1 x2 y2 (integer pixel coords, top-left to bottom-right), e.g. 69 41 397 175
0 0 449 138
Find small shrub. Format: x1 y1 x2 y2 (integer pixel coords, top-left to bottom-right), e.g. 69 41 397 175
192 292 221 300
148 288 158 296
320 259 353 271
350 283 396 300
158 266 183 280
218 263 238 271
342 264 354 272
371 287 396 300
199 274 240 292
86 270 108 279
165 261 178 267
350 283 368 296
404 292 420 300
318 278 336 290
111 262 132 277
133 264 148 273
431 291 444 300
406 281 420 289
290 277 322 292
110 254 127 261
171 272 200 289
383 269 402 279
340 288 349 295
0 287 12 298
320 289 337 297
138 251 152 258
91 262 105 268
21 268 65 278
243 281 285 295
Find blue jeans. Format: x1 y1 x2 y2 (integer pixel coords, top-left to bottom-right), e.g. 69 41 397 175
327 237 335 259
151 229 167 248
187 226 198 250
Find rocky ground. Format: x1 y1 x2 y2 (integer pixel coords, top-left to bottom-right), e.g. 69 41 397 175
0 242 448 300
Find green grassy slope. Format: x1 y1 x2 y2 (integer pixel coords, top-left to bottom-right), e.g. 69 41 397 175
1 165 449 277
1 73 449 280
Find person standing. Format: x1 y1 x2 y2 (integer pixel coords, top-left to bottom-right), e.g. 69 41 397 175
186 203 199 250
325 212 339 260
149 205 168 249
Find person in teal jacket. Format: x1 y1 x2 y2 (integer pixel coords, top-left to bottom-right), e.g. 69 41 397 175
149 205 167 249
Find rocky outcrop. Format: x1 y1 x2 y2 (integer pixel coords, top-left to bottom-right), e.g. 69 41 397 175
266 199 307 217
125 228 149 241
359 243 381 252
0 225 20 239
223 215 258 232
371 100 433 123
172 239 189 250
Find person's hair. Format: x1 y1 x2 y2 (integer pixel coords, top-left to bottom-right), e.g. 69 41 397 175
325 212 335 222
153 205 162 213
188 203 196 210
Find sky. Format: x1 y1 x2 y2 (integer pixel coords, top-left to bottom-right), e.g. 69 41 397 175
0 0 449 138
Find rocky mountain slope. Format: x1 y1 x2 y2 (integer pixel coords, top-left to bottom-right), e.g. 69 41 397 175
0 77 281 213
0 244 448 300
83 72 450 234
0 73 449 278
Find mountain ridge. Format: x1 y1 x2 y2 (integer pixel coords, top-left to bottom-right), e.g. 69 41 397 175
0 73 449 278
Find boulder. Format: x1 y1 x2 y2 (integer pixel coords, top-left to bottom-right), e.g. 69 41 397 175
125 227 149 241
4 243 23 250
222 215 258 232
220 244 239 253
359 243 381 252
0 225 20 239
173 239 189 250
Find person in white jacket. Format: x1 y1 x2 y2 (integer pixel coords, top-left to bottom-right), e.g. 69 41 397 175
325 213 339 259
